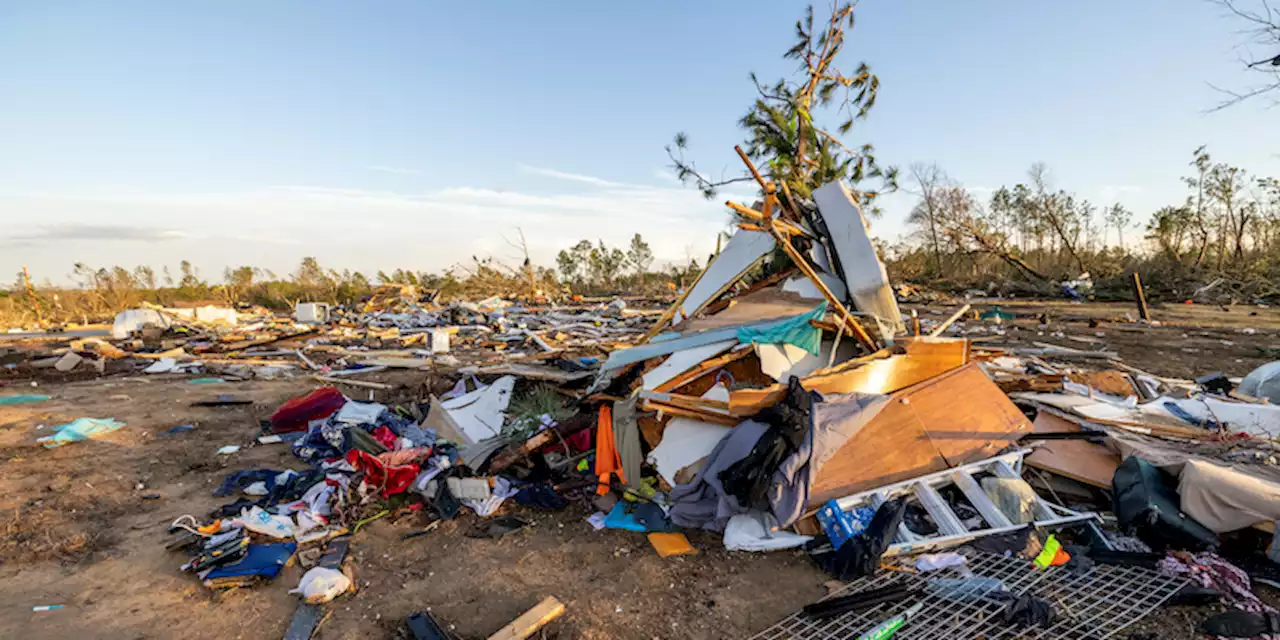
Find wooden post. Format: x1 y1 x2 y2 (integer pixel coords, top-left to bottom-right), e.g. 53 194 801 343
763 222 877 352
1131 272 1150 322
929 303 972 337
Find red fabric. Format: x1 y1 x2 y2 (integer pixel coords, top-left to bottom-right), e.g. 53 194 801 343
371 425 398 450
269 386 346 433
345 450 420 498
564 428 593 453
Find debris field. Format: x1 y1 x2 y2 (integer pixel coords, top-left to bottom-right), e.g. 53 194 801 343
6 169 1280 640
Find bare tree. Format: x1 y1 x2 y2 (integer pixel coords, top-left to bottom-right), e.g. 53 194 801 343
1104 204 1134 250
906 163 946 272
1208 0 1280 108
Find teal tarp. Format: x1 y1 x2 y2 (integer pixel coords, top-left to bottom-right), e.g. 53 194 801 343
0 394 50 405
37 418 126 448
736 302 829 356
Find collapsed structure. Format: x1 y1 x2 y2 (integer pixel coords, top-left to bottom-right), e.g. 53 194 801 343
9 153 1280 639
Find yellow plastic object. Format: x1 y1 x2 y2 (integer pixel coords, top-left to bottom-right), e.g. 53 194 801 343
1033 534 1069 569
648 532 697 558
623 477 659 502
197 520 222 535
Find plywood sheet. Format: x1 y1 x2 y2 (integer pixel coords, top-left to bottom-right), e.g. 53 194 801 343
807 362 1031 507
1025 411 1120 488
808 395 947 505
908 364 1033 467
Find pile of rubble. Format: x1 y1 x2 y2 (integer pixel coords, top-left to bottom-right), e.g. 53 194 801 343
9 161 1280 638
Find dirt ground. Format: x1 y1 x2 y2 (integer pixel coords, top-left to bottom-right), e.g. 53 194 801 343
2 301 1279 639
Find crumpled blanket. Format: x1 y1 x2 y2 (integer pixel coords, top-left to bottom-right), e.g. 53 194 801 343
668 420 768 532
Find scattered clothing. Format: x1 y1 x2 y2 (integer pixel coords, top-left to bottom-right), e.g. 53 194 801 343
814 497 906 580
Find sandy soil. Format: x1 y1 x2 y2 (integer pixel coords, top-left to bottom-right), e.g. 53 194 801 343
2 301 1279 639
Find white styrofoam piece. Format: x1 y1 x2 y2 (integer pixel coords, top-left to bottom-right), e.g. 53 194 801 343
334 401 386 425
296 302 331 324
112 308 171 339
440 375 516 443
646 384 734 485
673 230 776 324
641 340 737 390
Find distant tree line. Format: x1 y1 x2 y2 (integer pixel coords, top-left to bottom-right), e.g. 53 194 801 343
0 233 704 327
886 146 1280 299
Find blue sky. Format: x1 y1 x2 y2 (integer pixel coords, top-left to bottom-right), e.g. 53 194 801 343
1 1 1276 284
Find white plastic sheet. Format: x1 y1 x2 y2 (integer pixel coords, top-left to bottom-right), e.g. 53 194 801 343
723 511 812 552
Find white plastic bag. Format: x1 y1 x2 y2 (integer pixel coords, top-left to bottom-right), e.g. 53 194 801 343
235 506 295 539
291 567 351 603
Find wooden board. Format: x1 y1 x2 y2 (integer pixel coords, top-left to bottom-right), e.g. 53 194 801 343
729 337 968 415
676 287 819 333
909 364 1032 467
487 596 566 640
807 393 947 505
807 362 1032 507
1024 411 1120 488
1071 370 1137 397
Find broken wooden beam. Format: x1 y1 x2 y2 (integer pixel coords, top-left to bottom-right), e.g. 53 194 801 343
313 375 392 390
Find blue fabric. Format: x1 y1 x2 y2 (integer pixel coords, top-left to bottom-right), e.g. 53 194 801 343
204 543 297 580
736 302 829 356
36 418 126 448
604 502 673 532
214 469 286 497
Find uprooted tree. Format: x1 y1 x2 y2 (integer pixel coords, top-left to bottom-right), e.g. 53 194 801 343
667 2 897 213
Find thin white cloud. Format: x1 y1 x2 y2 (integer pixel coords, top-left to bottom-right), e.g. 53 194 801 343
517 165 633 188
0 224 188 246
367 164 424 176
0 176 739 280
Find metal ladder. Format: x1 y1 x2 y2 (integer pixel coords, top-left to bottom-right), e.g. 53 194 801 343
834 450 1097 557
